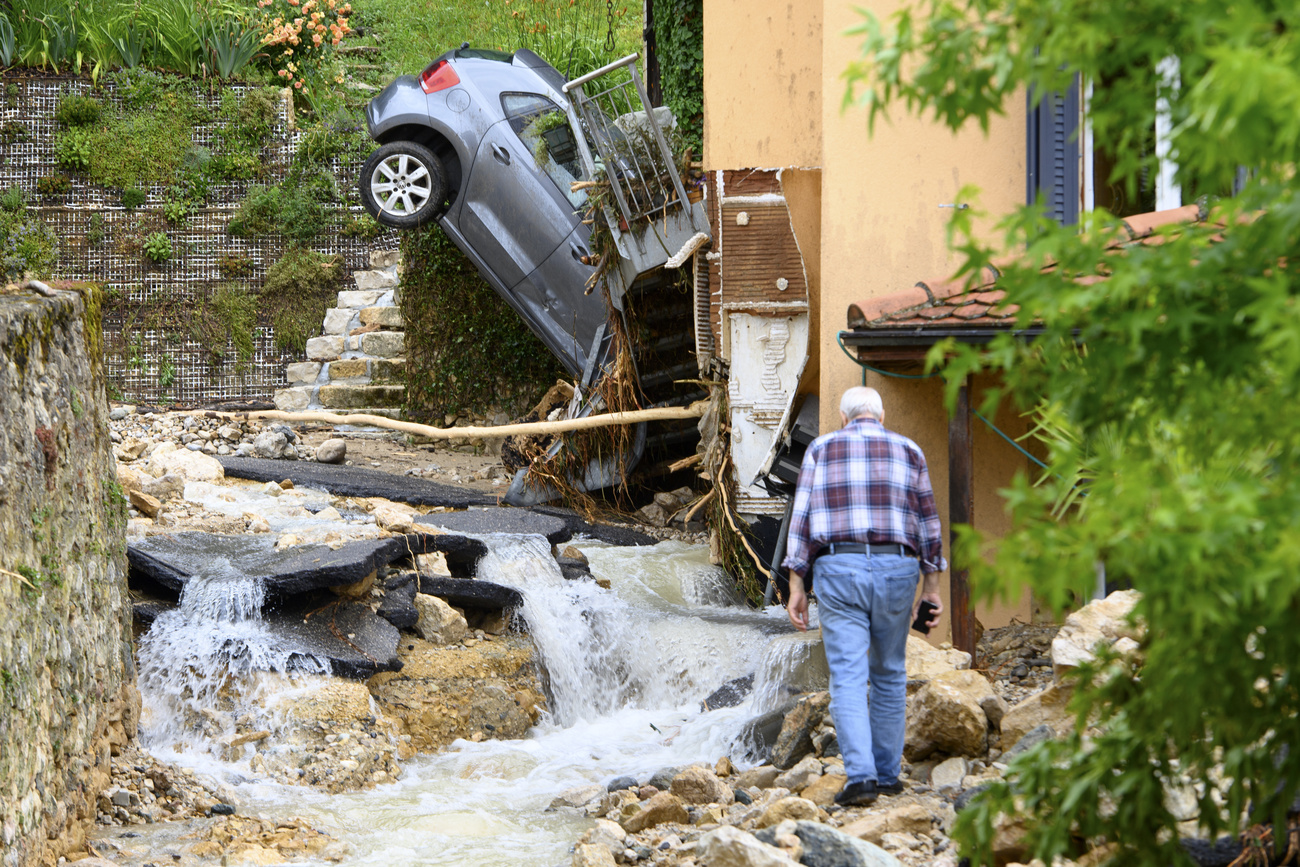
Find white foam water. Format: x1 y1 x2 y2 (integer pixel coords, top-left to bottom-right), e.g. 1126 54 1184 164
123 537 809 867
135 557 330 754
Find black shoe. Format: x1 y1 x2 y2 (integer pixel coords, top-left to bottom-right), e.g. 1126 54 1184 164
877 779 906 796
835 780 879 807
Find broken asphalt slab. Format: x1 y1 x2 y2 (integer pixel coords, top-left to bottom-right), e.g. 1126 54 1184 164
414 574 523 611
266 600 402 679
217 456 497 509
128 532 484 597
413 507 571 543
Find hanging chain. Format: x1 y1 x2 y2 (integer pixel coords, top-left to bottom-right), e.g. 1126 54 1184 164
604 0 616 52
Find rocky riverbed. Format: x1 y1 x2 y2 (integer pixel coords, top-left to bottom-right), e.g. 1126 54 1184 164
83 404 1151 867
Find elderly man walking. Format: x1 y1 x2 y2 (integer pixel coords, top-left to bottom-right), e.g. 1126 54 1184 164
782 386 946 807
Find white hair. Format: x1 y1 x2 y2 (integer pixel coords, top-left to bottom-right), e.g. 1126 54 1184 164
840 386 884 421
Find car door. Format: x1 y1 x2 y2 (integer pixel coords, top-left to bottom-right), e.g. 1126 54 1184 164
458 93 585 291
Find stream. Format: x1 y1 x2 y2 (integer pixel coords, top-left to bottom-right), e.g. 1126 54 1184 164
115 532 825 866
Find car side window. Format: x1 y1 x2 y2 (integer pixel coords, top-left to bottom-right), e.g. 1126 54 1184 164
501 93 589 210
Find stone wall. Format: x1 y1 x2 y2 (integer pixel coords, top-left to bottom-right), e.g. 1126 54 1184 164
0 285 135 866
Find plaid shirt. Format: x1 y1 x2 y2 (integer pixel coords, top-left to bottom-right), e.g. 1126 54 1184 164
782 417 947 577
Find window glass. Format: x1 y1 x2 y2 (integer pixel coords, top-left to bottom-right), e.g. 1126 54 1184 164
501 93 588 209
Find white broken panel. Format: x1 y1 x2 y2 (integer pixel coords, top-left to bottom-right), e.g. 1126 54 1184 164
727 310 809 488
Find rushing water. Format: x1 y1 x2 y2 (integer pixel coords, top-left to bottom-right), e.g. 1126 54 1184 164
123 529 822 867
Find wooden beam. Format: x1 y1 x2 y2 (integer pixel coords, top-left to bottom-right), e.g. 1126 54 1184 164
948 380 977 657
189 401 708 441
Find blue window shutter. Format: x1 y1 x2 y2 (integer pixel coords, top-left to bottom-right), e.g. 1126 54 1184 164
1027 78 1081 225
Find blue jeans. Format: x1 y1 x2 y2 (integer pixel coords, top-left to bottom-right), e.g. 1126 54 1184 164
813 552 919 786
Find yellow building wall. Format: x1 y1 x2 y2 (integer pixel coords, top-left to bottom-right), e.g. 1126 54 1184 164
701 0 1037 635
702 0 822 169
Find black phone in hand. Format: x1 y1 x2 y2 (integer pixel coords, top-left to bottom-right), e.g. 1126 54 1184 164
911 600 938 634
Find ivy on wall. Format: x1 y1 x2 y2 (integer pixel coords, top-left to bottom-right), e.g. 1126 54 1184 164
652 0 703 154
398 226 563 422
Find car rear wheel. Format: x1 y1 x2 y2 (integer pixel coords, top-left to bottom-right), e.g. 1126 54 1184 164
360 141 448 229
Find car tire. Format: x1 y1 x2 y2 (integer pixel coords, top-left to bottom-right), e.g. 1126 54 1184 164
360 141 448 229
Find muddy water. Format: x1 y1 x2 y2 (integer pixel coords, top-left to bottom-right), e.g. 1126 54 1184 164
117 536 812 867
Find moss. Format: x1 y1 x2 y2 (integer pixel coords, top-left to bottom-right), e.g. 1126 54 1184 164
260 248 343 354
85 88 208 190
192 282 258 365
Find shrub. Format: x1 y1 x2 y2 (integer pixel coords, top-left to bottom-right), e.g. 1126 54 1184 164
121 188 147 210
255 0 353 96
143 232 173 263
260 248 342 353
0 208 57 279
55 94 102 127
0 186 23 212
54 128 94 170
36 175 69 197
400 225 563 418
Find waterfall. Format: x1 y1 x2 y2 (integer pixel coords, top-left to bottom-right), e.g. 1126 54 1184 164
474 534 660 725
473 534 790 728
136 558 330 753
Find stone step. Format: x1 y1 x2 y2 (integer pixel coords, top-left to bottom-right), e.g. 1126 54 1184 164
274 384 405 413
284 358 406 387
304 331 405 362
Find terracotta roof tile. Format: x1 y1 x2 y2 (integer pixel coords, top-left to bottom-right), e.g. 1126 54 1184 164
847 207 1203 332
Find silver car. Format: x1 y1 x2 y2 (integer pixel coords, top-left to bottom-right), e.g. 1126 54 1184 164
361 46 711 501
361 45 613 380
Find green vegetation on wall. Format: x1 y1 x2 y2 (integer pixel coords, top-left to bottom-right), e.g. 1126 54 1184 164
399 225 563 420
260 247 344 354
651 0 703 153
0 187 57 279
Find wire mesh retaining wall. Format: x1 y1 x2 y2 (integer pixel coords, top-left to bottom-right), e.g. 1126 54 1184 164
0 73 400 407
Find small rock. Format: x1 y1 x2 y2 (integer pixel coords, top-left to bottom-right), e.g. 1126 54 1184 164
755 796 820 829
317 438 347 464
572 842 617 867
129 489 162 518
930 756 969 791
252 430 291 459
413 593 468 646
774 755 822 791
551 784 605 810
619 792 688 833
608 775 638 792
697 825 801 867
800 773 847 807
672 767 735 805
735 765 780 790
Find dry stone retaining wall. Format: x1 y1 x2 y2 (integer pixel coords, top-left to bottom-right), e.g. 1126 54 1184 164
0 286 134 866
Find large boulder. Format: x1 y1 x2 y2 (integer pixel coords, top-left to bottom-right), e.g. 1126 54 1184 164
1051 589 1142 678
840 803 936 845
906 669 994 759
413 593 468 646
149 445 225 482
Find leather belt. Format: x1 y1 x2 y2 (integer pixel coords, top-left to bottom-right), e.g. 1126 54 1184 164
820 542 916 558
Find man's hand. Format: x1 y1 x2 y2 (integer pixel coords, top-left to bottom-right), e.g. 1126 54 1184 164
786 572 809 632
912 572 943 630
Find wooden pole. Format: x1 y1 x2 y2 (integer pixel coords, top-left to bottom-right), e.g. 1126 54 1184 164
191 401 708 441
948 380 976 657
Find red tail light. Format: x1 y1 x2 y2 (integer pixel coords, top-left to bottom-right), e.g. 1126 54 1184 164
420 60 460 94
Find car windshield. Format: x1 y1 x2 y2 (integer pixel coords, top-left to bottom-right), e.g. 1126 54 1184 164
501 93 589 210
